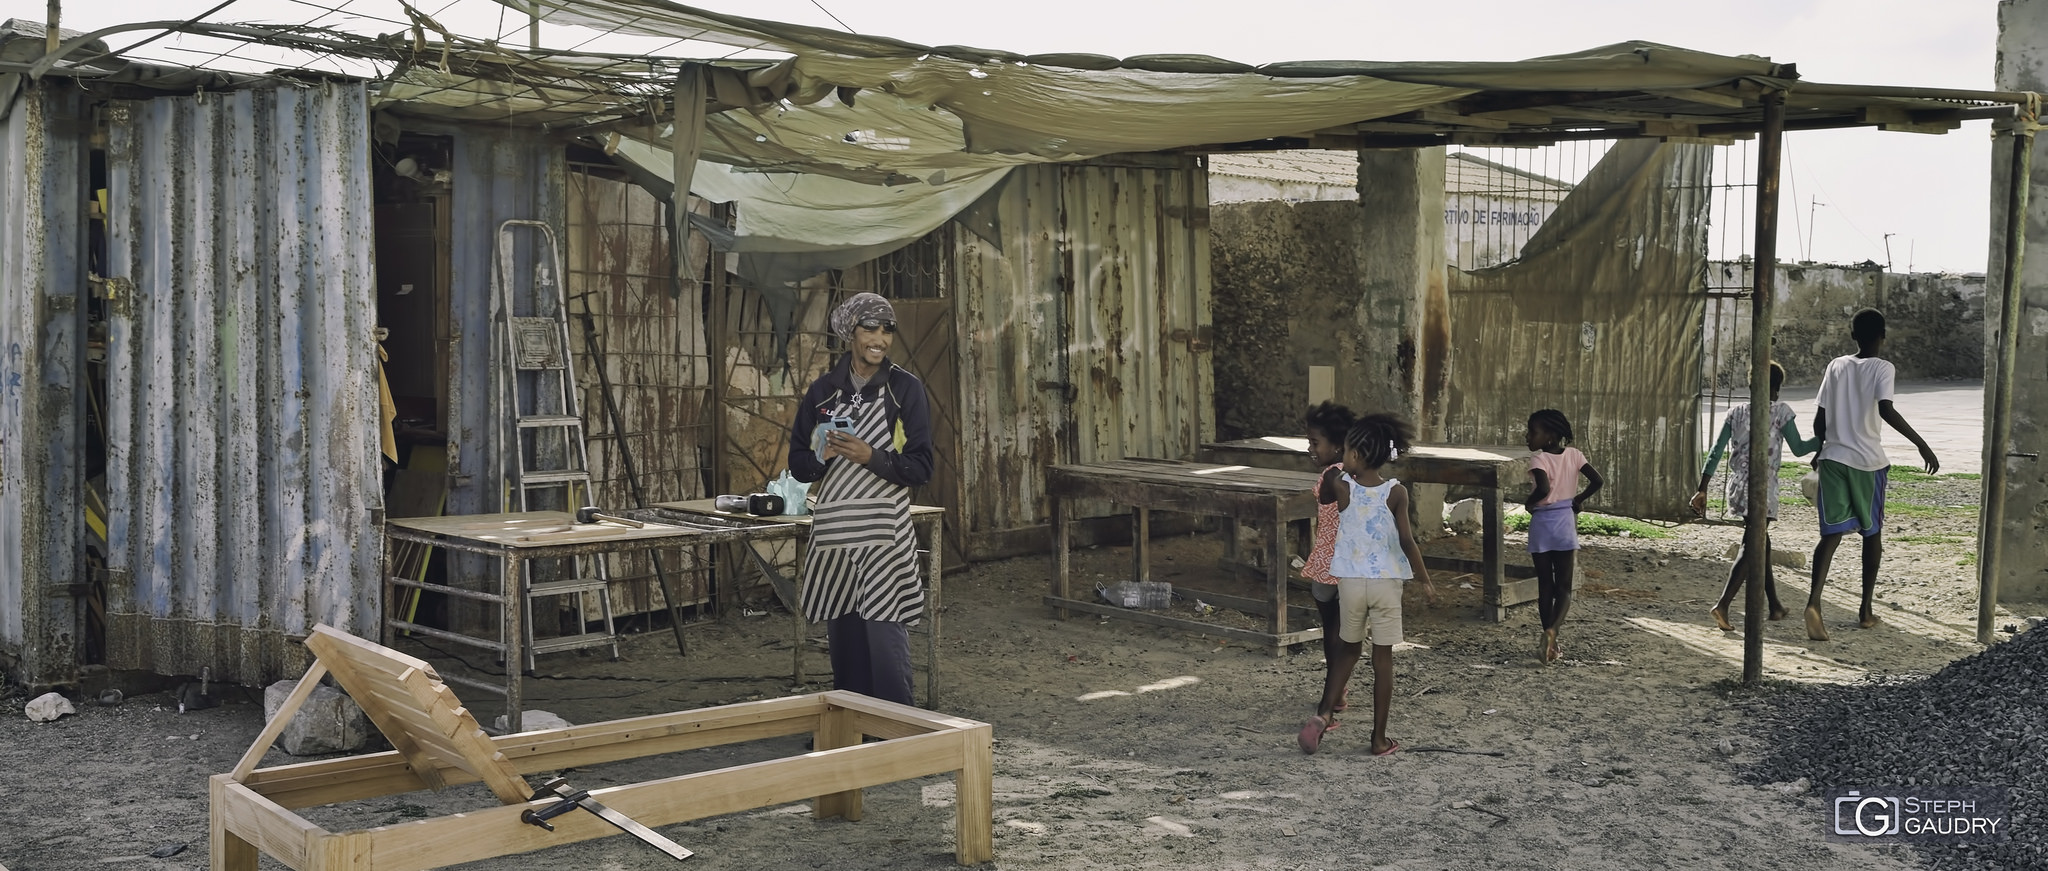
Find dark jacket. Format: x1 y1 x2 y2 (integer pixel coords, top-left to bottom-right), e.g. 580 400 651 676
788 354 935 489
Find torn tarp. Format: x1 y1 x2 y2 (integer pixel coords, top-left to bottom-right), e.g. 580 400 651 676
610 134 1008 288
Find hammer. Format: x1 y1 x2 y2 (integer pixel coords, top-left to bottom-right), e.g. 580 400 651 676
575 506 646 528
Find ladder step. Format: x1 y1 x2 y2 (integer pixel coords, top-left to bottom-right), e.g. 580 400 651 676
530 631 616 656
518 470 590 485
531 577 609 597
518 415 583 429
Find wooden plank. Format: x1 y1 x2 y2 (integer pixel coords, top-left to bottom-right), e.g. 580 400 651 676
822 690 985 733
230 660 329 782
245 697 829 809
813 705 864 821
353 731 975 871
209 775 262 871
215 778 322 871
955 724 994 865
305 625 529 805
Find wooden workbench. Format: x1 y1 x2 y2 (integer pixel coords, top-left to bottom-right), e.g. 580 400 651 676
1199 437 1538 621
1045 459 1324 655
650 500 947 707
381 510 789 732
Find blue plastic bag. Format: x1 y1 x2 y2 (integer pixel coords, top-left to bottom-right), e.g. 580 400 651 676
765 469 810 516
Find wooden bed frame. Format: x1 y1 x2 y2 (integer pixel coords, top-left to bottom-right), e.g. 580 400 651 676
210 625 994 869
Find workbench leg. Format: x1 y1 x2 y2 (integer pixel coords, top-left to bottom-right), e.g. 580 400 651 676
813 703 864 821
209 776 256 871
955 724 994 865
1051 495 1070 620
504 553 525 734
795 537 808 688
1268 515 1288 657
1484 488 1506 623
1132 507 1151 583
923 515 942 709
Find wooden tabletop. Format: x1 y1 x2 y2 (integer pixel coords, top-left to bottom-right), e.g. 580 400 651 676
1203 437 1527 465
385 510 774 548
651 498 945 529
1047 458 1320 492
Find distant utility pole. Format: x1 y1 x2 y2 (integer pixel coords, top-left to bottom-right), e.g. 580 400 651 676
1884 233 1896 271
1806 196 1825 261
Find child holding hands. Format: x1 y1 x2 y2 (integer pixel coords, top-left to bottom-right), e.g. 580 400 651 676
1298 412 1437 757
1300 401 1359 725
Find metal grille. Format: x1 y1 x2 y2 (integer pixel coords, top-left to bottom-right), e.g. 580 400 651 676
565 163 715 618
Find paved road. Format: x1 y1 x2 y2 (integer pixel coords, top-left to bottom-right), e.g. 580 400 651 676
1699 380 1985 475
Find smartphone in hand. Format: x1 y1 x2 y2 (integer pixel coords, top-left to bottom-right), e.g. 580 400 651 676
811 416 853 454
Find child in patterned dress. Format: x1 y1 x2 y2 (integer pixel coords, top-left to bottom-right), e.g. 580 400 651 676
1298 413 1436 757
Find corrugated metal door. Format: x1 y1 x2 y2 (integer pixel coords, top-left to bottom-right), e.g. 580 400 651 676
0 81 88 685
100 84 382 684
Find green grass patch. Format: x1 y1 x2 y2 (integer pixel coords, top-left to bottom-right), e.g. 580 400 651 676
1959 551 1979 567
1507 511 1670 538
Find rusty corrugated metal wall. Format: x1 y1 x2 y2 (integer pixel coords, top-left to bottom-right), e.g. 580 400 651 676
564 166 715 614
953 159 1213 556
1443 141 1710 520
0 81 89 685
100 84 381 684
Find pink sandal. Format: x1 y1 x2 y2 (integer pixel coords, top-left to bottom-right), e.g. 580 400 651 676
1297 716 1327 754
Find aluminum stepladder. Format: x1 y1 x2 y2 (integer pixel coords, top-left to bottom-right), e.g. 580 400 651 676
493 219 618 669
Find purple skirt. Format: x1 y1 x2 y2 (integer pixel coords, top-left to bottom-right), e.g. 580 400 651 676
1527 501 1578 553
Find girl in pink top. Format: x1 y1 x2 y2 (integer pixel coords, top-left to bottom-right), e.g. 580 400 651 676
1524 409 1603 665
1301 402 1356 723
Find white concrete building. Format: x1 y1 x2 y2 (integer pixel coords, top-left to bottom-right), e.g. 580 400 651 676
1209 150 1572 270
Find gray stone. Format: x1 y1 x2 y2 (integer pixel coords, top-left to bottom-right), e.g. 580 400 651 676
1447 498 1484 535
495 710 574 733
264 678 375 755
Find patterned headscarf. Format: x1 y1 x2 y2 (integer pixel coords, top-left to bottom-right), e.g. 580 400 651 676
830 292 896 341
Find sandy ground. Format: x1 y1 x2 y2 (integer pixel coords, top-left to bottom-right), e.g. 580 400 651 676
2 471 2034 871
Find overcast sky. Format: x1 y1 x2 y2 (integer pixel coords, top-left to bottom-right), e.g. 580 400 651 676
8 0 2011 271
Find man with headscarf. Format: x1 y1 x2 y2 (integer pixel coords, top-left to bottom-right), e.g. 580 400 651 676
788 292 935 705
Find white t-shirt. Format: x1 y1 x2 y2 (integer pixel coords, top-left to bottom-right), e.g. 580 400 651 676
1815 354 1896 471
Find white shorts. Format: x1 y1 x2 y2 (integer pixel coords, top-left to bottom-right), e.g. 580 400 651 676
1336 576 1404 646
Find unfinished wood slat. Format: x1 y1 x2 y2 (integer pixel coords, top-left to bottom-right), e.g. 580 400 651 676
955 724 994 865
310 630 452 794
243 696 833 809
230 660 329 782
355 732 971 871
215 777 322 870
218 630 993 868
304 624 530 805
813 704 864 821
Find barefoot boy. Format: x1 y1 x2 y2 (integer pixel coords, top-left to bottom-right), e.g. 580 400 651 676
1804 309 1939 640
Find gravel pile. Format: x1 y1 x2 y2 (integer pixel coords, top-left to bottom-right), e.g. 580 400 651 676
1745 624 2046 870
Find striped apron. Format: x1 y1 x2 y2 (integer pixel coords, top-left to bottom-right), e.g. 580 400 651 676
800 388 923 625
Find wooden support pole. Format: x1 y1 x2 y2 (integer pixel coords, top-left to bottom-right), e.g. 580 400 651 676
1743 90 1785 685
1980 115 2035 644
46 0 59 56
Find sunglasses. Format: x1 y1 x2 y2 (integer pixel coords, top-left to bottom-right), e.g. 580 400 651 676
855 319 898 334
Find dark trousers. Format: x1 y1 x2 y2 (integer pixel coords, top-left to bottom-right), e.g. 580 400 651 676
827 613 914 706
